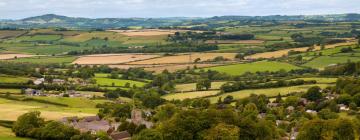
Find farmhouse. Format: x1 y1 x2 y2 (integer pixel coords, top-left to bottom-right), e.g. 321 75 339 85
24 88 43 96
33 78 45 85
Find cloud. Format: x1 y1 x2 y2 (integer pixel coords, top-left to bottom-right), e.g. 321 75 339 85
0 0 359 19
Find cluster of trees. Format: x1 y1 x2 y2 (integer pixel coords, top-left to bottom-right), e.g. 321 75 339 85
12 111 110 140
167 31 255 43
321 61 360 75
68 43 219 55
220 79 317 93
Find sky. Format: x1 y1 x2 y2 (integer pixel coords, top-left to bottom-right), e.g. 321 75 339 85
0 0 359 19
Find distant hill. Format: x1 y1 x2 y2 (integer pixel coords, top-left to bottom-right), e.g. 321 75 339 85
1 13 360 29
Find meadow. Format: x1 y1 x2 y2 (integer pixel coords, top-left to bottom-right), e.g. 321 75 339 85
9 56 76 64
162 90 219 101
175 81 227 92
207 83 332 103
302 56 360 69
94 77 146 87
204 61 301 75
0 75 30 84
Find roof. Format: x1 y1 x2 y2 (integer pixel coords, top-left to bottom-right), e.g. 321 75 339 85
111 131 131 140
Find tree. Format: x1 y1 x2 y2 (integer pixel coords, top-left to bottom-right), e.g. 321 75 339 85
194 58 201 63
154 103 178 122
38 121 80 140
201 123 239 140
196 79 211 91
12 111 45 137
320 44 325 50
235 53 245 60
303 86 323 101
71 132 96 140
133 129 163 140
318 109 339 120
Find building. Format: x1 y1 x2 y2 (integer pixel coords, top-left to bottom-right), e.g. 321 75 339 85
25 88 43 96
131 109 154 128
53 79 65 84
61 116 111 134
110 131 131 140
33 78 45 85
338 104 350 111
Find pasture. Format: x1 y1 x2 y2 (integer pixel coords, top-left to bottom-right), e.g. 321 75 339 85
0 75 30 84
205 61 301 75
175 81 227 92
207 84 332 103
10 56 76 64
0 30 27 39
302 56 360 69
94 77 146 87
128 53 237 64
162 90 219 101
73 54 160 65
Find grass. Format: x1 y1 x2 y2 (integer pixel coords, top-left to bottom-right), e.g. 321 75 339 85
9 56 76 64
4 45 88 55
302 56 360 69
162 91 219 101
14 35 62 42
205 61 301 75
0 126 31 140
293 77 337 84
175 81 227 92
0 89 21 94
0 75 29 84
207 84 332 103
94 77 146 87
0 96 104 121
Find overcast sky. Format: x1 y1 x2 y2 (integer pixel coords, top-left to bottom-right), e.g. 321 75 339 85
0 0 359 19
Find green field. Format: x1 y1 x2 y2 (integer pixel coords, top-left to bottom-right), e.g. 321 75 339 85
0 96 101 121
0 89 21 94
302 56 360 69
175 81 227 92
14 35 62 42
162 90 219 101
0 75 29 84
94 77 146 87
205 61 301 75
9 56 76 64
293 77 337 84
0 126 31 140
207 84 332 103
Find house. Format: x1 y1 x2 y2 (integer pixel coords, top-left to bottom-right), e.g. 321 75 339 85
61 116 111 134
306 110 317 114
286 106 295 112
338 104 350 111
131 109 154 128
53 79 65 84
110 131 131 140
25 88 43 96
34 78 45 85
267 103 280 108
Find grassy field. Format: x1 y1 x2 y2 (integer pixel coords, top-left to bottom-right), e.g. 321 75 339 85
302 56 360 69
0 126 30 140
207 84 332 103
205 61 301 75
0 89 21 94
175 81 227 92
14 35 62 42
0 97 100 121
94 77 146 87
0 30 27 39
0 75 29 84
9 56 76 64
162 90 219 101
293 77 337 84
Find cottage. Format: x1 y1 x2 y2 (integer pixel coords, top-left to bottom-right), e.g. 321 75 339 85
25 88 42 96
53 79 65 84
34 78 45 85
61 116 111 134
306 110 317 114
338 104 349 111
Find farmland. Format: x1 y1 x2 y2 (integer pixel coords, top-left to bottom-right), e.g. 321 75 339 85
1 12 360 140
204 61 301 75
207 84 332 103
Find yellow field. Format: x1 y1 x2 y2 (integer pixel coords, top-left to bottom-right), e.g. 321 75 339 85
128 53 237 65
246 41 356 59
72 54 160 65
162 90 219 100
206 40 264 44
0 54 37 60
